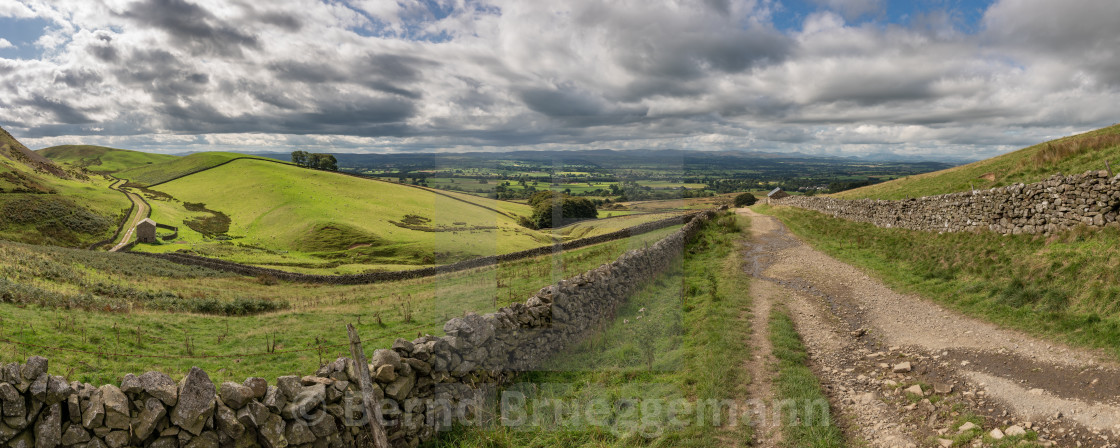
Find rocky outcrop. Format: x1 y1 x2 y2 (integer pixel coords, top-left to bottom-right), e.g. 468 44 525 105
3 210 716 447
776 171 1120 235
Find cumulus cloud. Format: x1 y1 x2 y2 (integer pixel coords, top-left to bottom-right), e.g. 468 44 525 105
0 0 1117 160
0 38 13 49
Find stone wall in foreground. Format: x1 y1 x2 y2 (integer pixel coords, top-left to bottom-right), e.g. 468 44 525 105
0 211 717 448
775 171 1120 235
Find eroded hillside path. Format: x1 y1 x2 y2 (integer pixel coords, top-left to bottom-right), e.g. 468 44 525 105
736 207 1120 447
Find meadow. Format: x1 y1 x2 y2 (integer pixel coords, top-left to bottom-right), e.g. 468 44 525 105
0 225 679 385
116 151 272 186
432 213 755 447
38 145 178 173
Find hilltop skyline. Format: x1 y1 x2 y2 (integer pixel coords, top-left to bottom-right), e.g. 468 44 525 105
1 0 1118 159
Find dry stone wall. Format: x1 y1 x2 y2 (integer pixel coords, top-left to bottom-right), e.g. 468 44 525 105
775 171 1120 235
1 211 716 448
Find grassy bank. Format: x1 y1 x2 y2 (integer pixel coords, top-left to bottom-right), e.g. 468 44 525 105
834 123 1120 200
0 226 677 385
430 213 753 447
758 204 1120 359
768 307 847 447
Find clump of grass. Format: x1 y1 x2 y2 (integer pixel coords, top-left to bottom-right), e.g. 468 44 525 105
768 307 846 447
1030 134 1120 168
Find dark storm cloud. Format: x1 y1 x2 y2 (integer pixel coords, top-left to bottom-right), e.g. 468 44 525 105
809 76 936 106
257 12 303 32
54 68 103 88
521 87 649 127
268 54 433 98
119 0 259 57
21 95 98 124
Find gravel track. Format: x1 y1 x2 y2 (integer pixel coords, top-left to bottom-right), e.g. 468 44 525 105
737 207 1120 447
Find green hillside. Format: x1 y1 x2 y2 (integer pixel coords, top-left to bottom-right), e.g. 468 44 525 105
0 127 131 247
117 151 272 186
135 158 553 271
835 123 1120 200
40 145 178 173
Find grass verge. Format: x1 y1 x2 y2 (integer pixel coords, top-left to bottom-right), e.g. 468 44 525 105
757 204 1120 360
768 306 847 448
429 212 753 447
0 227 674 385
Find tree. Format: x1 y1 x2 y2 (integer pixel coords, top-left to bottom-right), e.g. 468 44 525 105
319 154 338 171
291 151 309 167
526 191 597 228
733 192 757 207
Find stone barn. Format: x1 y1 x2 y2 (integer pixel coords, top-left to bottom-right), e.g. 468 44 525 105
136 218 158 243
767 187 790 204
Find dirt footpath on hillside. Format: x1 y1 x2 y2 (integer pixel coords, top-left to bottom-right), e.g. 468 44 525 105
737 207 1120 448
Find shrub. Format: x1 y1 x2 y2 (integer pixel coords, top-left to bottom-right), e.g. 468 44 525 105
733 192 757 207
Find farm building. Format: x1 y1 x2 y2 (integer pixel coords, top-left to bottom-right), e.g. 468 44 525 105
136 218 158 243
767 187 789 204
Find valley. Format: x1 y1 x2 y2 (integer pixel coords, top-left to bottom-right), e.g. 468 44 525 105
0 124 1118 448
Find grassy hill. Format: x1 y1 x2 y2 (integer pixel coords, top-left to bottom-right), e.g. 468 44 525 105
133 159 557 271
0 127 131 247
39 145 178 173
116 151 272 186
835 123 1120 200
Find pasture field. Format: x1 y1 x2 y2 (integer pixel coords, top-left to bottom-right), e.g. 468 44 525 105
0 225 679 385
425 177 708 197
126 158 687 273
434 213 753 447
758 204 1120 359
138 159 541 270
116 151 273 186
555 212 685 239
835 123 1120 200
39 145 178 173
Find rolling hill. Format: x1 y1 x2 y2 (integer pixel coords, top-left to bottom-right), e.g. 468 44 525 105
135 158 556 271
116 151 273 187
39 145 178 173
0 126 131 247
834 123 1120 200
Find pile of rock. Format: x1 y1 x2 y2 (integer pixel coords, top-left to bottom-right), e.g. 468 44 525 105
776 170 1120 235
3 211 717 447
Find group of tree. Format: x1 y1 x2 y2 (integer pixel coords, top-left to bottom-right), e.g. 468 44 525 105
521 190 598 229
290 151 338 171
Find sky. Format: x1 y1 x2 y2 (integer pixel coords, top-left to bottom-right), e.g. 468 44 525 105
0 0 1117 161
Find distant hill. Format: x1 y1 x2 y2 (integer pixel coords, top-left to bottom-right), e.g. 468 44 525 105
116 152 273 187
249 149 955 172
40 145 178 174
0 126 131 247
834 124 1120 200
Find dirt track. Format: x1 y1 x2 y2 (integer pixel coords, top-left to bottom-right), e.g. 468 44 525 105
110 189 147 252
737 207 1120 447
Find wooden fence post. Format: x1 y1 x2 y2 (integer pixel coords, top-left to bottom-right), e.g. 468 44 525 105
1107 160 1113 177
346 324 390 448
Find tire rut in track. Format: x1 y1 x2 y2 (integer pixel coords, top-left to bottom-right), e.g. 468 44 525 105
736 207 1120 448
